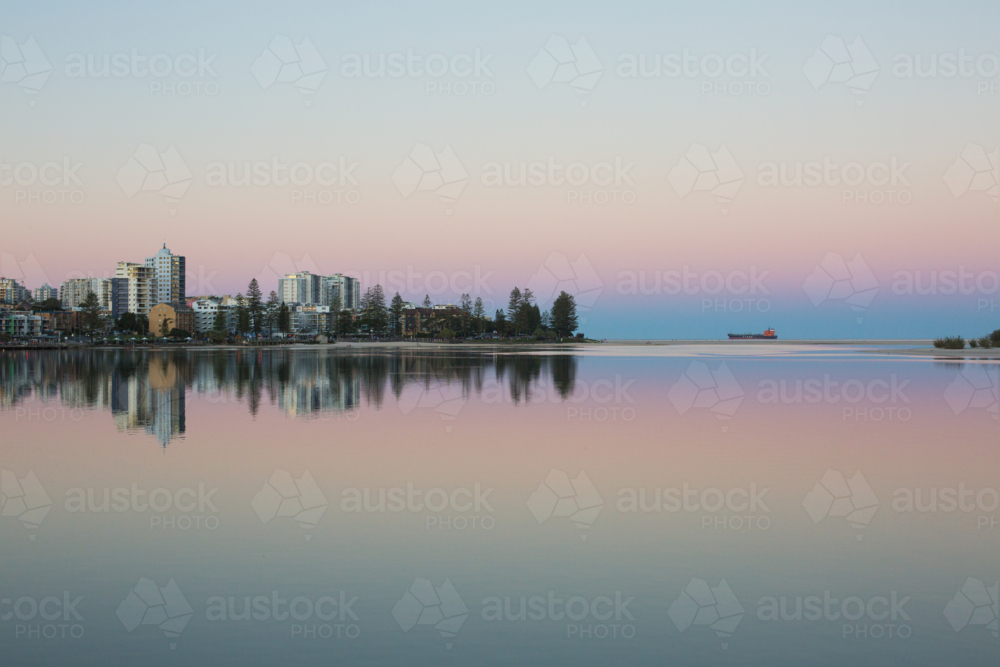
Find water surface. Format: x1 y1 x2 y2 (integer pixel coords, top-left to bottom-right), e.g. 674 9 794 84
1 346 997 666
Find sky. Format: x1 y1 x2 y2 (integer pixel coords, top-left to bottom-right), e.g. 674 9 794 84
1 0 998 338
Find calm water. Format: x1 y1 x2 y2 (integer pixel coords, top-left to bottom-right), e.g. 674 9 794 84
1 345 997 666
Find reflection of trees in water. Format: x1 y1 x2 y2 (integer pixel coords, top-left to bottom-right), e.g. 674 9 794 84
0 348 580 437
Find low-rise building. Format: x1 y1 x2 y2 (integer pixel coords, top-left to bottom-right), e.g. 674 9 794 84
149 303 195 337
402 304 460 335
191 299 237 334
37 310 82 333
0 310 51 338
293 305 333 334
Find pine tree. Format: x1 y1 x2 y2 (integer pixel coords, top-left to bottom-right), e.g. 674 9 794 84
550 291 578 338
235 293 250 335
278 302 291 334
211 307 227 339
264 291 280 335
246 279 264 335
390 292 405 337
80 291 104 341
422 294 432 309
507 287 522 335
460 293 473 335
472 297 485 334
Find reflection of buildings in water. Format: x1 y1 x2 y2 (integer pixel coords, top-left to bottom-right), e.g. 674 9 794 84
1 348 579 444
279 374 360 417
111 359 186 447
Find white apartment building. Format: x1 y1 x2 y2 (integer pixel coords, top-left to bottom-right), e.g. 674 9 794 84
146 244 186 307
322 274 360 310
0 278 29 305
34 284 58 302
115 262 157 316
61 278 109 309
192 299 238 334
278 272 322 306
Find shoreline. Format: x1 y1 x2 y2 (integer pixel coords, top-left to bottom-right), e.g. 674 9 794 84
4 339 1000 359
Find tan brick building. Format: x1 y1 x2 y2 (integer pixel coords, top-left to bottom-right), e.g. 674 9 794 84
149 303 195 337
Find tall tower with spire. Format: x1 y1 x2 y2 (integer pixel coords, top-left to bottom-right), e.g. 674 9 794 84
145 244 186 307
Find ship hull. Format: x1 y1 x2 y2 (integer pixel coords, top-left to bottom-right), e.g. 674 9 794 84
727 334 778 340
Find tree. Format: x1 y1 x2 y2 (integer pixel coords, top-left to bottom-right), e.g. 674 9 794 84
80 291 104 341
390 292 405 338
278 302 291 334
494 309 506 334
337 307 354 335
167 328 190 339
550 291 579 338
459 293 473 336
246 279 264 335
235 293 250 336
264 291 280 335
159 315 173 338
473 297 485 334
117 312 138 333
359 285 388 336
422 294 432 309
440 327 455 339
507 288 522 335
517 288 535 334
540 309 551 330
32 298 61 311
211 307 228 341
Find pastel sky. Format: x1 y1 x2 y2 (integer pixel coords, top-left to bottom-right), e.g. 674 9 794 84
2 0 998 338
